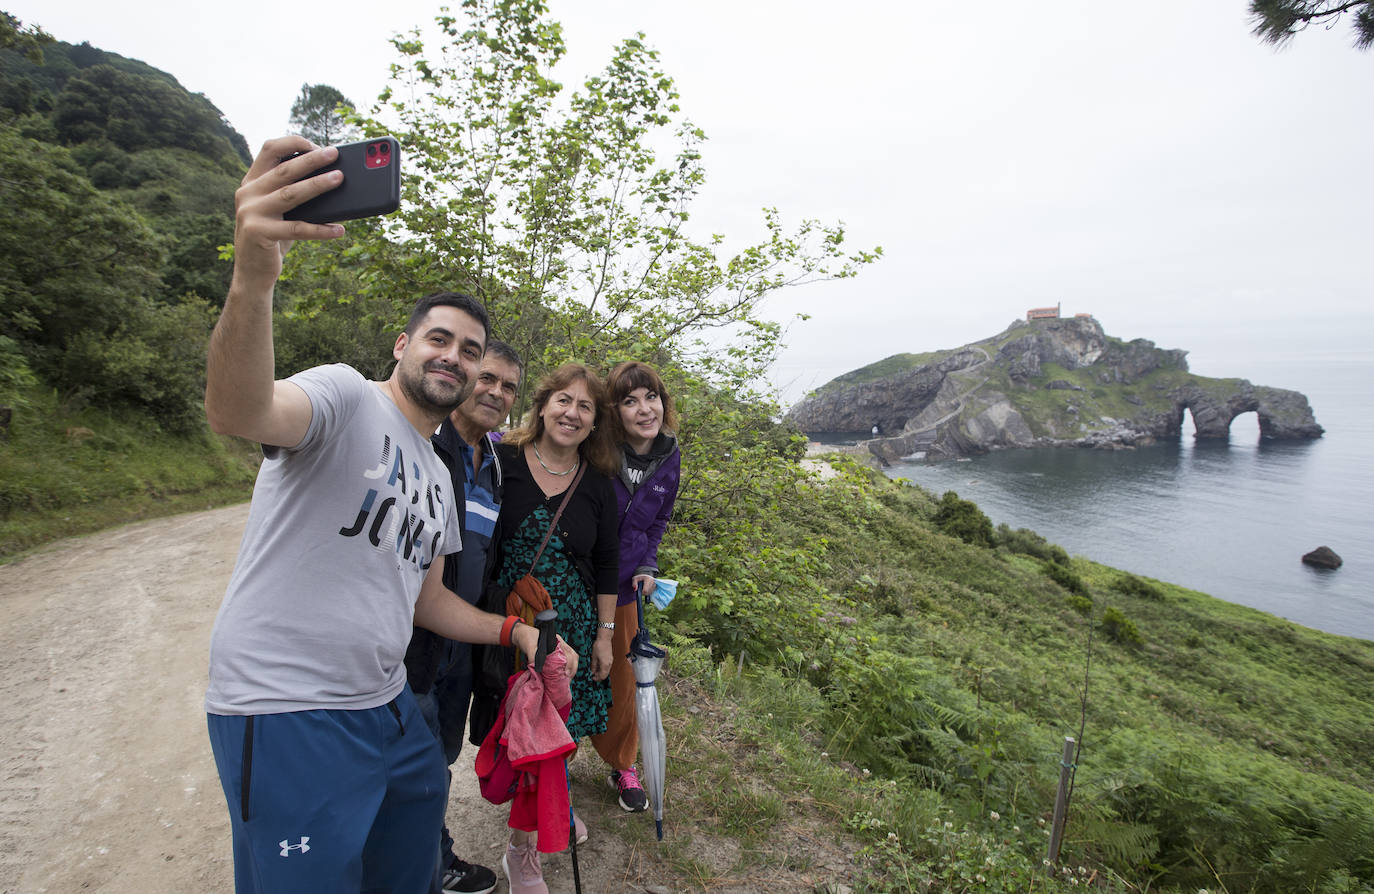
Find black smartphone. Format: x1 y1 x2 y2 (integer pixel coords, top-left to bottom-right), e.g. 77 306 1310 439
283 136 401 223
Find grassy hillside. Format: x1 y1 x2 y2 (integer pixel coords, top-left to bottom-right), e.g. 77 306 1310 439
0 386 258 557
654 451 1374 892
811 350 945 395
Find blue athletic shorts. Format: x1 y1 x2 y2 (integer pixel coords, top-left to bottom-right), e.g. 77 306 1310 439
207 689 446 894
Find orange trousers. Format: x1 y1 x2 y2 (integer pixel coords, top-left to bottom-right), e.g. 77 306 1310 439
588 600 640 771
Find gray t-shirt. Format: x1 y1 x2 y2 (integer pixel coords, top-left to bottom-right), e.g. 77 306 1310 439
206 364 461 715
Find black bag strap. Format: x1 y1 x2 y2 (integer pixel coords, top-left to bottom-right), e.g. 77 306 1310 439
527 462 585 576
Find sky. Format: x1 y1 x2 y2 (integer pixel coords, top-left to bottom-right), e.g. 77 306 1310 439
9 0 1373 404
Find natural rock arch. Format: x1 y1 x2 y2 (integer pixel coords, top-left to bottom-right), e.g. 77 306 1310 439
1169 383 1324 441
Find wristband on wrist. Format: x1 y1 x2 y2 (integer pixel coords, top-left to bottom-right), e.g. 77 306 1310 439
599 621 616 631
500 615 521 648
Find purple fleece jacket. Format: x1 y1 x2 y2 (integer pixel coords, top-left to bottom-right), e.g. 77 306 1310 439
614 434 680 606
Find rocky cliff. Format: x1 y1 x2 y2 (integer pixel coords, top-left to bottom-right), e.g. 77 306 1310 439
787 317 1323 461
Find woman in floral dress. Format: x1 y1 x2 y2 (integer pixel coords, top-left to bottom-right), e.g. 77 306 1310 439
493 362 620 894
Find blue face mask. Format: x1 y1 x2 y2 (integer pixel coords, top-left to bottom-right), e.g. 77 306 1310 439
649 577 677 611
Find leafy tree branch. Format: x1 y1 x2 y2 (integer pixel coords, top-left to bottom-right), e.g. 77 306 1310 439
1250 0 1374 49
328 0 879 403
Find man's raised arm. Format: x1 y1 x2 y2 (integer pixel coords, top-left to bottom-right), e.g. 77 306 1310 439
205 136 347 447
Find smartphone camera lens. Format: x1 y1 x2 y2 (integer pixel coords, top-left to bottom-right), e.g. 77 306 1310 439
379 142 391 155
367 144 377 157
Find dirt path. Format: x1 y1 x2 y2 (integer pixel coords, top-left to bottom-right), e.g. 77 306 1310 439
0 505 643 894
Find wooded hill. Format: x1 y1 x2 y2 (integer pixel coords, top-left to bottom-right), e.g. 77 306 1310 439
1 24 250 433
2 8 1371 892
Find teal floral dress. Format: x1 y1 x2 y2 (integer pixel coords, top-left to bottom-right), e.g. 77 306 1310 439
494 444 619 740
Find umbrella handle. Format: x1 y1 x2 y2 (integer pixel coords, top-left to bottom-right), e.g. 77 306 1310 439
533 608 558 672
635 581 647 643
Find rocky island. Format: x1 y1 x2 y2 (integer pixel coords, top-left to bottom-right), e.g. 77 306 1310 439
787 313 1323 462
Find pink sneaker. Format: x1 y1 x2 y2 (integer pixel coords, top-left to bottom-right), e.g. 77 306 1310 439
502 839 548 894
609 766 648 813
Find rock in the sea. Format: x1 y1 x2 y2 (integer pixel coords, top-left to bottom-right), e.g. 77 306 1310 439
1301 546 1343 569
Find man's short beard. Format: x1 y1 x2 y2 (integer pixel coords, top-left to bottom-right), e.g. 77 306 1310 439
399 362 471 416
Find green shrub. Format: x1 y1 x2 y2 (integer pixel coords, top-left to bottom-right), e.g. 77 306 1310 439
854 814 1109 893
1100 606 1143 646
0 335 37 410
933 491 994 548
273 294 396 381
1042 559 1088 596
1067 594 1094 616
1111 572 1163 600
1089 730 1374 891
61 295 216 433
0 123 166 373
994 522 1070 565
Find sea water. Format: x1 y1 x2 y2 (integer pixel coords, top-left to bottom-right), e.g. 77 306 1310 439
865 357 1373 641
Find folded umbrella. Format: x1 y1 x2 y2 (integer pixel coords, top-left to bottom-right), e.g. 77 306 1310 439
630 584 668 840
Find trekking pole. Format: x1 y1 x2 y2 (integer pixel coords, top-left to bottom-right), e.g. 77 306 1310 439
534 608 583 894
567 766 583 894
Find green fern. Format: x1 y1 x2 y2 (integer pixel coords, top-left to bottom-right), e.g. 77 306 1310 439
1068 803 1160 868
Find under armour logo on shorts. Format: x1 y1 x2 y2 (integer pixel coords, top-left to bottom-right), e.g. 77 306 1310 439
279 837 311 857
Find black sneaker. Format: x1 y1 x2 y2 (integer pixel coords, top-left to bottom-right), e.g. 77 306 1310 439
441 857 497 894
609 766 648 813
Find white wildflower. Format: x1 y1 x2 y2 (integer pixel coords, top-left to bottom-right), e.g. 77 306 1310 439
989 810 1000 821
